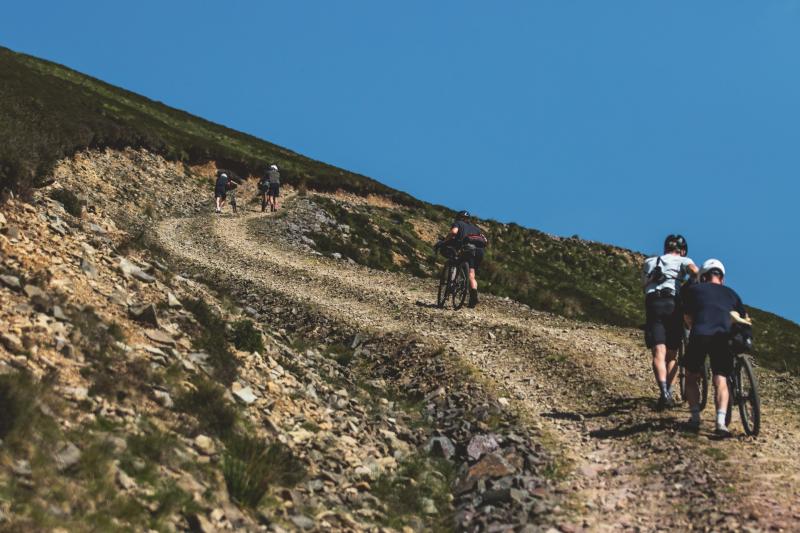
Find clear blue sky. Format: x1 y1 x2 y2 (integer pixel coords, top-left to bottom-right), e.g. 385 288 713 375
3 2 797 322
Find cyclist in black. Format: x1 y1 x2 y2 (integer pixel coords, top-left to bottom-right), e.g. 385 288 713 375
682 259 748 436
441 210 487 308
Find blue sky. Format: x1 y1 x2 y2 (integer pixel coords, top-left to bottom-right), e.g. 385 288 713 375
3 2 797 322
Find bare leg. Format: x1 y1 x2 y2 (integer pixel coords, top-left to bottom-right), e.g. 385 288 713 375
713 374 728 414
652 344 667 383
666 349 678 389
469 269 477 290
685 370 700 408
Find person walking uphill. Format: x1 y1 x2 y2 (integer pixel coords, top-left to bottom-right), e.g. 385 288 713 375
642 234 698 408
682 259 749 436
266 164 280 212
214 171 229 214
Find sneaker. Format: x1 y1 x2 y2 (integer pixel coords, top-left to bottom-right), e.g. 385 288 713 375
685 417 701 431
657 392 674 410
714 424 732 438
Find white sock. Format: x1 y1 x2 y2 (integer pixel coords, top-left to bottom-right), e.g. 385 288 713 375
716 409 726 427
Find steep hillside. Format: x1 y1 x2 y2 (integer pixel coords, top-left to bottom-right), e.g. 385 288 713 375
0 44 797 368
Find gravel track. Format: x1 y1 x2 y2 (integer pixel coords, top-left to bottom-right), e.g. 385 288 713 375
157 197 800 532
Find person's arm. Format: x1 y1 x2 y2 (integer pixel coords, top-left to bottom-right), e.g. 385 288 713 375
442 225 459 243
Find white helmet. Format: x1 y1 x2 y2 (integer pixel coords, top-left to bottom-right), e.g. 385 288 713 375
700 258 726 278
270 164 278 171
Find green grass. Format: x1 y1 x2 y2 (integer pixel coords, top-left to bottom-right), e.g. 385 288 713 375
231 319 265 353
0 45 419 205
174 378 238 438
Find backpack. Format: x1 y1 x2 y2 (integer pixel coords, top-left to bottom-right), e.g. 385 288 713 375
465 227 488 248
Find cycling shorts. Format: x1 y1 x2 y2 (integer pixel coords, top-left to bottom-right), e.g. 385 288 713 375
467 248 484 272
644 293 682 349
685 333 732 376
214 185 227 199
268 183 280 196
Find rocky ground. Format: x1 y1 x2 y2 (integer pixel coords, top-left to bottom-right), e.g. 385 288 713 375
1 148 799 532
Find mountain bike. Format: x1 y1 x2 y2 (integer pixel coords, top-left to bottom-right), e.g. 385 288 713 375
677 328 710 410
724 318 761 436
434 240 473 310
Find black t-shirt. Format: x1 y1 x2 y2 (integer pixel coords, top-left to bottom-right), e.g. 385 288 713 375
452 221 483 243
682 283 746 337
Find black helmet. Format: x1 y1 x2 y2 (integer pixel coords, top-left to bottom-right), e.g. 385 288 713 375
664 234 688 254
455 210 470 221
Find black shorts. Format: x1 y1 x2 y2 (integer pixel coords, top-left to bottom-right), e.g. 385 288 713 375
466 248 484 272
685 334 732 376
644 294 682 349
268 183 280 197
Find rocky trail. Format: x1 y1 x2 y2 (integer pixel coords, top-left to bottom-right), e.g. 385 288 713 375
158 194 800 532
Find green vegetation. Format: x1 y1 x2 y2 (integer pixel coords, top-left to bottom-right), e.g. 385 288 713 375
231 319 265 353
0 46 418 205
184 298 239 385
175 378 238 438
372 455 455 531
49 187 84 217
223 434 306 508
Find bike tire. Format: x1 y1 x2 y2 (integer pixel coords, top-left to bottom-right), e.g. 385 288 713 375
699 358 710 411
437 265 450 308
736 354 761 436
678 339 686 402
452 262 469 310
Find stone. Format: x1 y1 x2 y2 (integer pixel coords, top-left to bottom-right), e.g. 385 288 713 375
426 436 456 460
167 292 182 308
187 513 217 533
52 305 68 321
231 384 257 404
145 329 176 346
54 442 82 472
1 333 24 354
117 467 137 490
119 258 155 282
63 386 89 401
467 452 516 481
331 252 342 260
154 389 174 408
12 460 32 477
129 303 160 328
23 284 45 300
497 397 510 407
467 434 500 461
194 435 216 455
421 497 438 515
290 515 315 530
80 256 98 278
0 275 21 290
132 270 156 283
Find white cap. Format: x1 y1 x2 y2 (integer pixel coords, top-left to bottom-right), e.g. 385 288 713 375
270 164 278 171
700 258 726 277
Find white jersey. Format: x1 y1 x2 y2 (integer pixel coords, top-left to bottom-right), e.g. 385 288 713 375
642 254 695 295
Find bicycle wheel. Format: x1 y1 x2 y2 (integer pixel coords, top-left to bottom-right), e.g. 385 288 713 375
451 262 469 310
736 354 761 436
677 339 686 402
437 265 451 308
699 358 710 411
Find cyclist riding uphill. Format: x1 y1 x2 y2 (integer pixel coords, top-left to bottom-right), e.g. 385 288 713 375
682 259 749 436
642 234 699 409
439 210 488 308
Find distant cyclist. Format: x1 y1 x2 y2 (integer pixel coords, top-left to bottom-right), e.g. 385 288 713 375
682 259 748 436
440 210 487 308
258 167 271 212
266 164 281 212
214 171 229 214
642 234 699 408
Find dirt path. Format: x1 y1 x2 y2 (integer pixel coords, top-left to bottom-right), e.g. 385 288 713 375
157 199 800 531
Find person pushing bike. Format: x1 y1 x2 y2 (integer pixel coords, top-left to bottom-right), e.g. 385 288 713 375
642 234 699 409
681 259 749 436
439 210 487 308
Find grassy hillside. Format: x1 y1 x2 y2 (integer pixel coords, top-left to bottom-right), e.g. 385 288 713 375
0 46 417 205
1 45 797 374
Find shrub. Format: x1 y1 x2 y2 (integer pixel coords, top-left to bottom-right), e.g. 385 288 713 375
231 319 265 353
50 188 84 217
184 298 239 385
0 371 38 440
175 378 237 438
222 434 306 508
